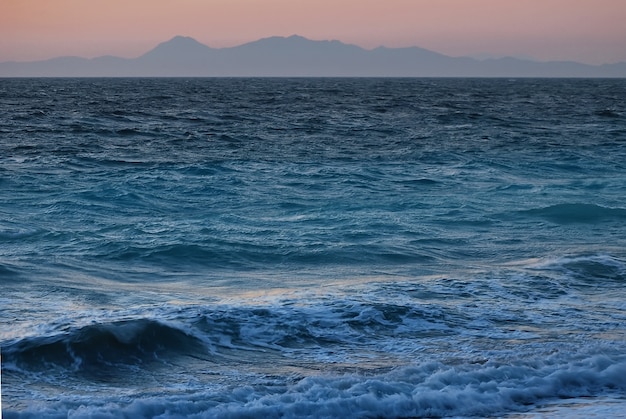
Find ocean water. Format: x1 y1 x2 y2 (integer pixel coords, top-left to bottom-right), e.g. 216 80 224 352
1 77 626 418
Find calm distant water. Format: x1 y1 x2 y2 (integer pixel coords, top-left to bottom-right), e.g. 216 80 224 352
1 78 626 418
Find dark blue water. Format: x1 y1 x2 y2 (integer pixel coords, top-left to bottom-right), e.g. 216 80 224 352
2 78 626 418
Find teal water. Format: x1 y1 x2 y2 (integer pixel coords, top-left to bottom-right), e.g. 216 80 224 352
2 78 626 418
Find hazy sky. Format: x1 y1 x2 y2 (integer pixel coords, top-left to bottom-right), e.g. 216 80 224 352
2 0 625 64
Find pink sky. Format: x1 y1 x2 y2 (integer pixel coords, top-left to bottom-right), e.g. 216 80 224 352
2 0 625 64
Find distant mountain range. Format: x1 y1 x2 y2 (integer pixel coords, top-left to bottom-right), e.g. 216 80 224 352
2 35 626 77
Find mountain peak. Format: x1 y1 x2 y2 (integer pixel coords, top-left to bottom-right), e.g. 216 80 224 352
141 36 213 58
164 35 205 46
235 34 363 54
157 35 209 49
242 34 312 46
285 34 308 41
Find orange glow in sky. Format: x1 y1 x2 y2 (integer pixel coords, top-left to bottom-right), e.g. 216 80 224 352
2 0 625 64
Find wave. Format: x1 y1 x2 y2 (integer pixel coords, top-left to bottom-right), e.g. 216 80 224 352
518 203 626 224
0 262 20 276
8 255 622 378
190 299 456 358
528 254 626 286
0 263 22 284
3 319 205 375
94 241 436 270
3 257 626 417
5 253 624 367
594 109 621 118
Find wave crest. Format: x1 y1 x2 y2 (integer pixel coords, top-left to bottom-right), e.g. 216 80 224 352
3 319 204 374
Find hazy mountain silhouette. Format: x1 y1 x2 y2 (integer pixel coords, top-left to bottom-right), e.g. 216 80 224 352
2 35 625 77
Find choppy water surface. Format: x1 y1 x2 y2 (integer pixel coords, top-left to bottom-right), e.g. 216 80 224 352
1 78 626 418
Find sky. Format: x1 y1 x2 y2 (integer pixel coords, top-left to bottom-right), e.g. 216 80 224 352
2 0 626 65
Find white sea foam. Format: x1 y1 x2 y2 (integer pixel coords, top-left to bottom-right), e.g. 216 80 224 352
6 355 626 418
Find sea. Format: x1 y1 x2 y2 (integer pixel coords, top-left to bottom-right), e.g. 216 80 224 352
1 77 626 418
